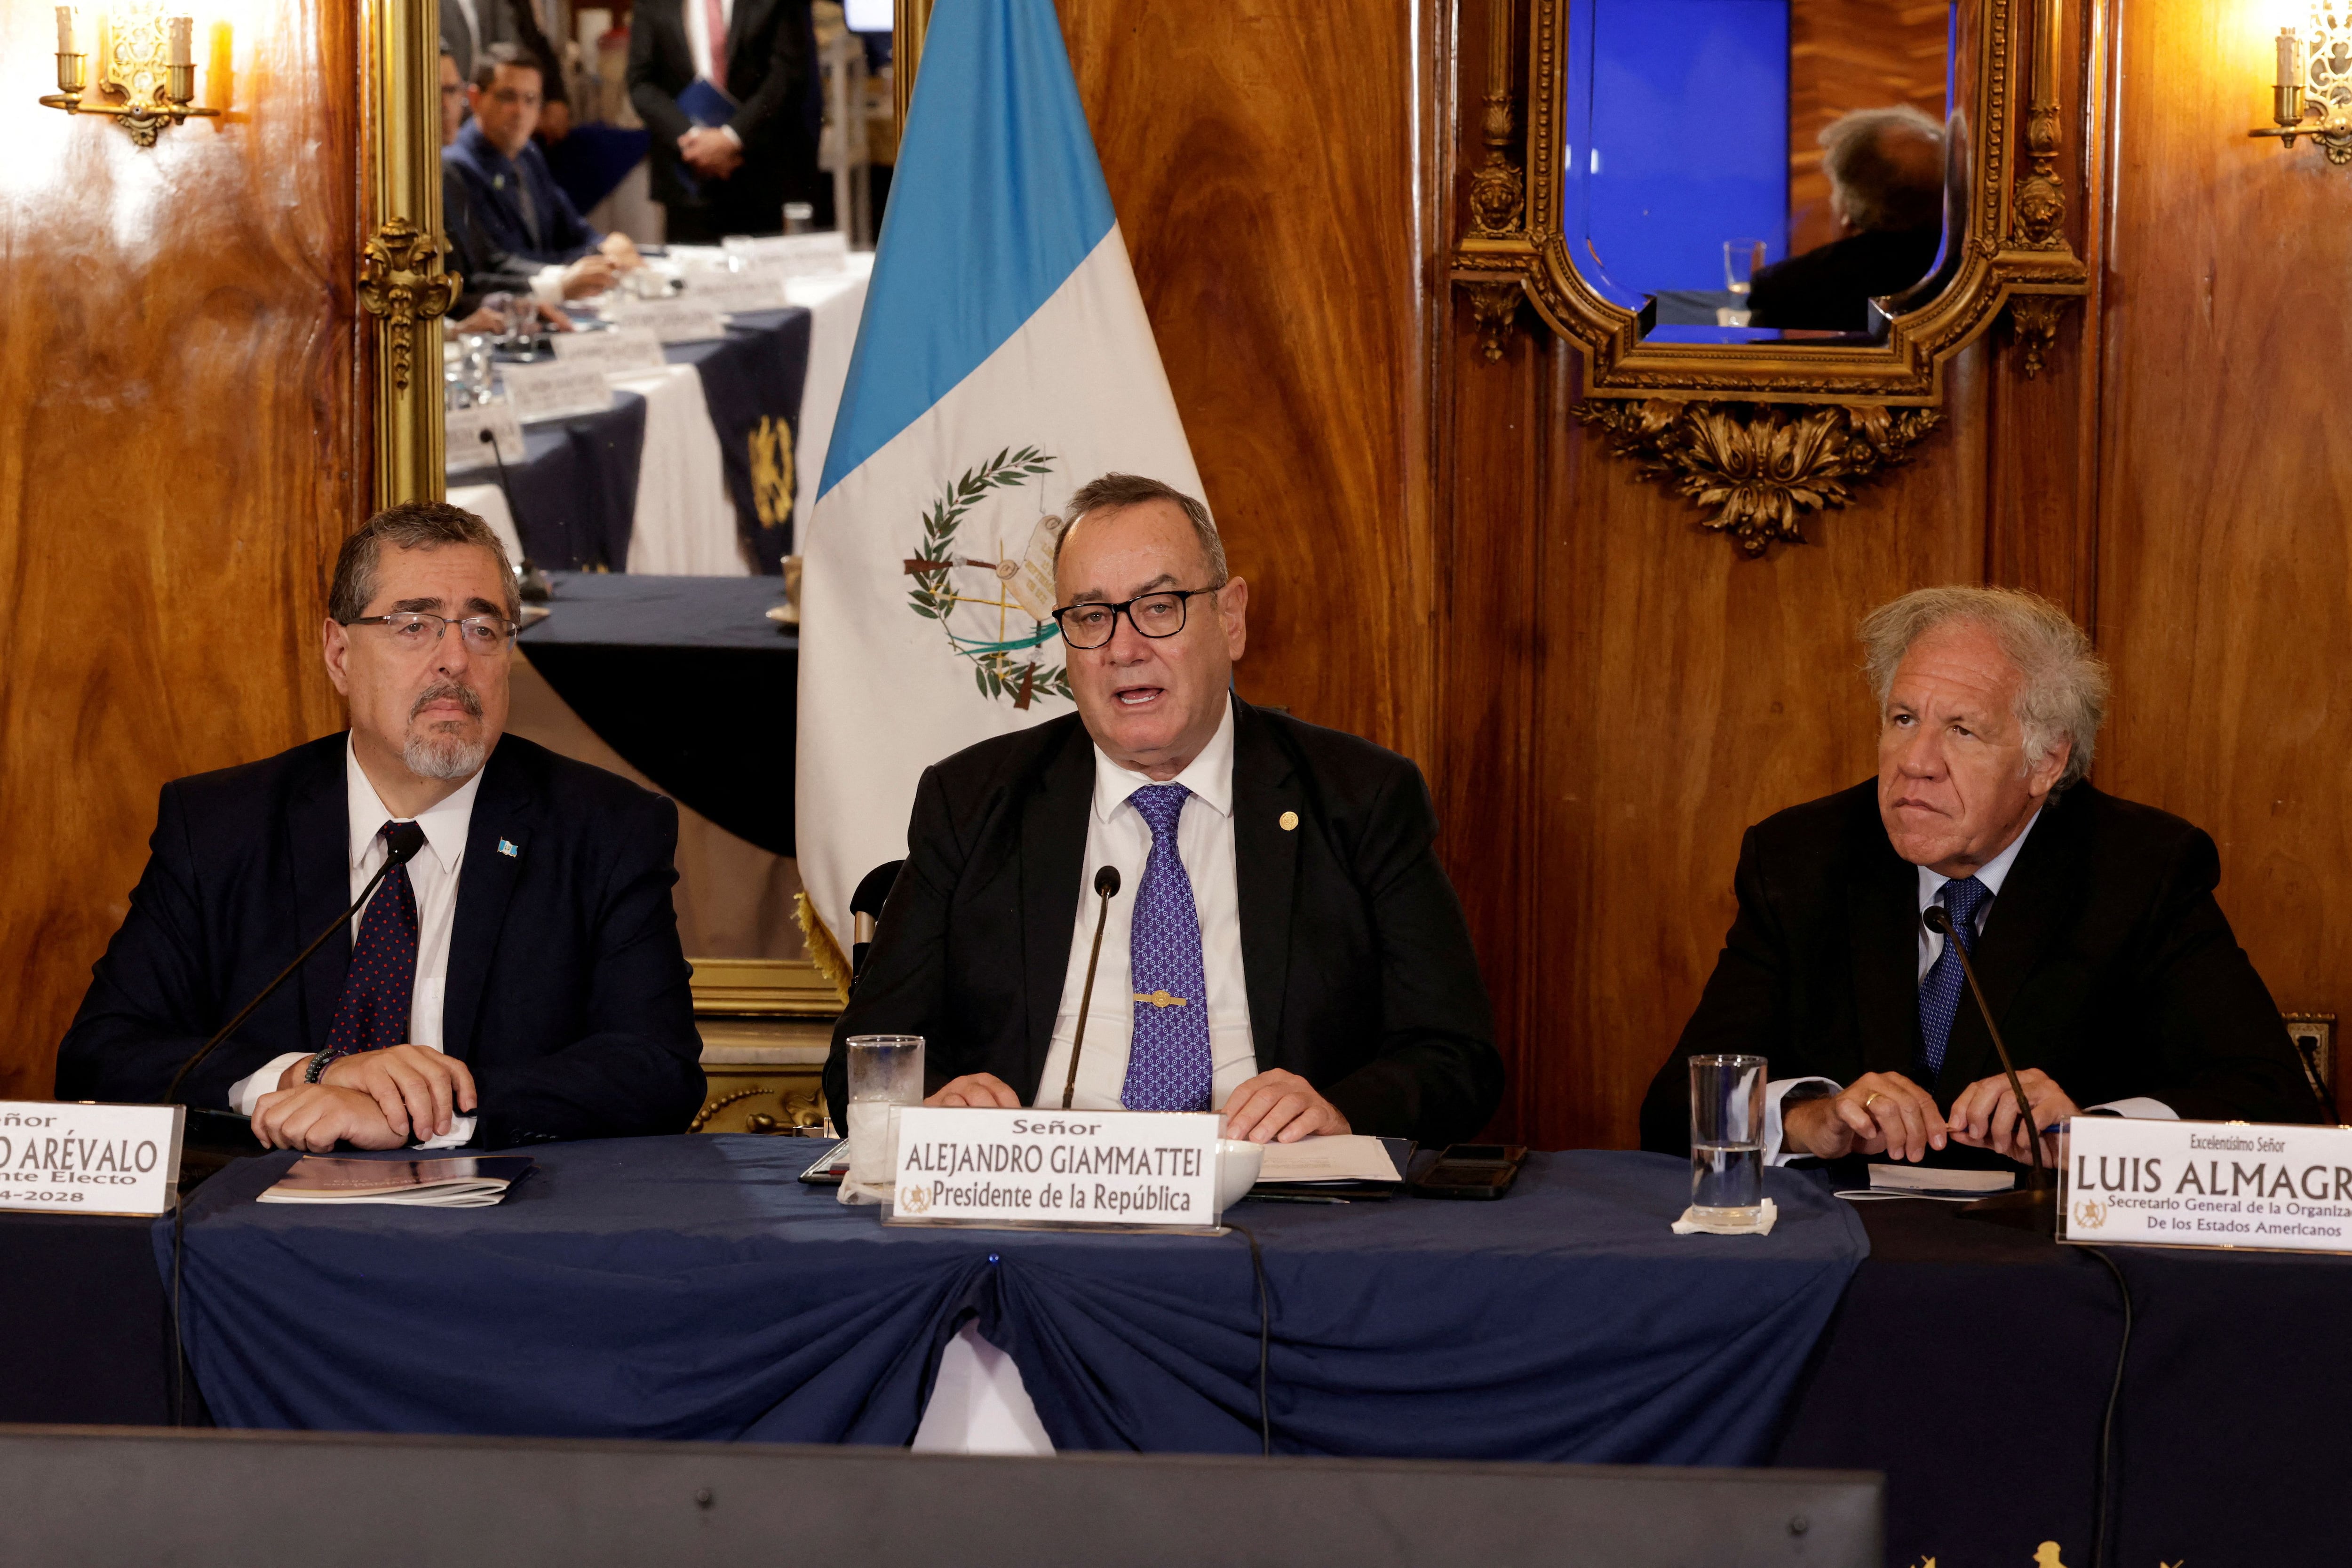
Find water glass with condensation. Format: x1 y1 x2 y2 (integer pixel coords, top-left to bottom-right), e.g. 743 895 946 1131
845 1035 924 1187
1723 239 1767 295
1689 1053 1767 1221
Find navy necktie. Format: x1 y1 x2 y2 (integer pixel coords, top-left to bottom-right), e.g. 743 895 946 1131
1916 875 1992 1080
1120 784 1214 1112
321 823 421 1062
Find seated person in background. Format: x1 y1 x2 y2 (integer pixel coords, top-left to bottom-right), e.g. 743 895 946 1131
1749 105 1946 333
445 44 644 270
821 474 1504 1147
437 46 607 332
56 504 705 1151
1639 587 2320 1170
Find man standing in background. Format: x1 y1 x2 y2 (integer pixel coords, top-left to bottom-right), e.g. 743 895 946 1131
628 0 819 242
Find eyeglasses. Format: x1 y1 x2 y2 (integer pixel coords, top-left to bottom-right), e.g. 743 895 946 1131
343 612 519 653
1051 588 1220 651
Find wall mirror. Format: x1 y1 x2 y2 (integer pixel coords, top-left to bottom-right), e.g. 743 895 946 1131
1456 0 2087 406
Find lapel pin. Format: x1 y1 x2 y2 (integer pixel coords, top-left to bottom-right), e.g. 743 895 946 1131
1279 811 1298 832
498 839 520 859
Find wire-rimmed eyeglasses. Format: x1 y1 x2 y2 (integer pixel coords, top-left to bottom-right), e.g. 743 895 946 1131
1050 588 1219 651
343 611 519 653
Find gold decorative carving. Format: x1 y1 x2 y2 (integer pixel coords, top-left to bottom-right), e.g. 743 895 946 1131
1467 0 1526 238
358 218 461 395
1462 280 1524 362
2006 294 2070 378
1571 399 1942 556
2011 0 2067 248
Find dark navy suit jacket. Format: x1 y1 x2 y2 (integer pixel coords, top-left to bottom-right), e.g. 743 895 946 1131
442 120 601 266
55 733 704 1146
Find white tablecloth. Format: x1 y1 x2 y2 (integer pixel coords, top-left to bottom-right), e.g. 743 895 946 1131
445 481 527 569
610 362 746 576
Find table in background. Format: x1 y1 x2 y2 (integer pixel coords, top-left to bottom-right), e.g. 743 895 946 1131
516 572 797 856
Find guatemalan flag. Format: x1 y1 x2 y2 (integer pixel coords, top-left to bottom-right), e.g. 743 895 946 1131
794 0 1204 972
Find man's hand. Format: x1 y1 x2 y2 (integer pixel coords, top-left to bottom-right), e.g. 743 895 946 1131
1782 1071 1948 1162
558 254 619 298
677 127 743 179
598 231 645 269
1221 1070 1349 1145
251 1086 405 1152
314 1044 478 1143
926 1072 1020 1108
1947 1067 2077 1162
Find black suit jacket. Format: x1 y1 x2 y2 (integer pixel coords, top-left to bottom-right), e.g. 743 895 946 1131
822 701 1503 1146
56 734 705 1146
626 0 814 223
1638 780 2318 1155
1748 225 1943 333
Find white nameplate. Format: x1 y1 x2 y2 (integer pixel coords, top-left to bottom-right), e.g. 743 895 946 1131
2062 1117 2352 1253
608 299 731 343
501 361 616 423
726 231 850 275
683 269 788 315
886 1107 1220 1230
551 326 668 375
0 1102 183 1216
445 400 525 469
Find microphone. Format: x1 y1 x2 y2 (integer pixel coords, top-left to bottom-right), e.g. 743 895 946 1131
1060 866 1122 1110
1923 903 2055 1222
163 821 430 1109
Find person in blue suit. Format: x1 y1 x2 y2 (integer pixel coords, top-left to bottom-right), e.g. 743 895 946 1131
56 503 703 1151
444 44 644 269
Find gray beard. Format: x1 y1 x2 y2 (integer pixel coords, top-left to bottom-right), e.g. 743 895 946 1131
403 725 487 781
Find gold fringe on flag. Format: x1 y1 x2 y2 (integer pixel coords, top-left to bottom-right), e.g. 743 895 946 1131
796 892 854 1003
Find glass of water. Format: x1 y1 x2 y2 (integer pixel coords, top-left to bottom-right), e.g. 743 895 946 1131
1689 1053 1766 1222
1723 239 1767 296
845 1035 924 1187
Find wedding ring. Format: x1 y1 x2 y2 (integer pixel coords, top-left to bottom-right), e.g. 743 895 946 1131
1863 1092 1885 1111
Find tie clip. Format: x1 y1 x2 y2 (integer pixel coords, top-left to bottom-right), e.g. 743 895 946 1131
1133 990 1188 1008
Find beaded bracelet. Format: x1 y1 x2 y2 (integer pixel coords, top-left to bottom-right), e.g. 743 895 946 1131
301 1046 336 1084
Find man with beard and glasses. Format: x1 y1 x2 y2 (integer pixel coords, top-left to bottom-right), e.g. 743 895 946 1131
56 503 704 1150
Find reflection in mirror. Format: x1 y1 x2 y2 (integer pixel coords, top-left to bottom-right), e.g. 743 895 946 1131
1564 0 1961 346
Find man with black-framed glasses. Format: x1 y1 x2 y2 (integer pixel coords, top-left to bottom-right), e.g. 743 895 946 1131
57 502 704 1151
823 473 1503 1148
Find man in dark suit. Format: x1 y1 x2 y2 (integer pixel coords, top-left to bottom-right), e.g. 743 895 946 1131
56 503 703 1150
1640 587 2318 1168
820 474 1502 1148
1749 106 1946 334
445 45 643 268
627 0 817 244
438 47 610 328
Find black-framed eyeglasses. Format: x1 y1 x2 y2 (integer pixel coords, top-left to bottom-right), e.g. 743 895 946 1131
1051 588 1219 651
343 611 519 653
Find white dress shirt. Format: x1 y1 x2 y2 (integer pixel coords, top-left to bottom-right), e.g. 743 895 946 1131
228 741 483 1148
1763 804 2171 1162
1032 700 1259 1112
683 0 745 146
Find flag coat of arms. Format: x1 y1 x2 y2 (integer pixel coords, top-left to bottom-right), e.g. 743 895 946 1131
795 0 1204 971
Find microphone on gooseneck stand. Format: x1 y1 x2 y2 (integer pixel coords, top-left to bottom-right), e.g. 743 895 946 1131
1060 866 1123 1111
163 822 431 1111
1922 903 2056 1229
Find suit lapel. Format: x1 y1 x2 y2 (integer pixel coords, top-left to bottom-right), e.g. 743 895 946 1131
1017 727 1091 1097
442 745 535 1063
286 740 355 1052
1846 804 1923 1081
1935 791 2086 1094
1229 701 1300 1057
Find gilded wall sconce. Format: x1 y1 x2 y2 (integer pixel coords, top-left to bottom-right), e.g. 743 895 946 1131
41 5 221 148
2253 6 2352 165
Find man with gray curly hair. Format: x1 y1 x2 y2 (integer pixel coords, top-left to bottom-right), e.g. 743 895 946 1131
1641 586 2317 1170
1750 104 1948 332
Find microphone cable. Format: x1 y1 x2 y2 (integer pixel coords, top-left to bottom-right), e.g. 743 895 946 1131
1225 1220 1272 1456
2080 1244 2135 1568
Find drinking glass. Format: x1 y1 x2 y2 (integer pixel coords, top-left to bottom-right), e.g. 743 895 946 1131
1723 239 1767 296
1689 1053 1766 1221
845 1035 924 1187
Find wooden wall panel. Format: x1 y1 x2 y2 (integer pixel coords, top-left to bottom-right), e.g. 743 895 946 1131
0 1 360 1098
1057 0 1438 764
2093 0 2352 1114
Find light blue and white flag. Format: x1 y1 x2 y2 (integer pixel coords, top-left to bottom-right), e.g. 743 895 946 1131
795 0 1203 967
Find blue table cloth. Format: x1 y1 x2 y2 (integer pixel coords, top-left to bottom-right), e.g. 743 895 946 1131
157 1141 1865 1462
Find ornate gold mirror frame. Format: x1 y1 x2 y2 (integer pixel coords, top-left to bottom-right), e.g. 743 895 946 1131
362 0 455 509
1454 0 2090 551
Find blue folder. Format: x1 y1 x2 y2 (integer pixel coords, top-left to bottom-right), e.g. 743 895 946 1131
672 76 739 198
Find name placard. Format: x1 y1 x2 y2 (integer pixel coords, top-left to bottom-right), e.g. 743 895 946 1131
726 231 851 275
682 268 788 315
445 400 525 469
885 1107 1221 1230
551 326 668 375
2062 1118 2352 1253
501 361 615 423
607 299 731 344
0 1102 183 1216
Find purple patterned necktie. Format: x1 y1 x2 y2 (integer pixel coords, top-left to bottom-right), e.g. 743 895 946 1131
1120 784 1214 1112
320 822 421 1062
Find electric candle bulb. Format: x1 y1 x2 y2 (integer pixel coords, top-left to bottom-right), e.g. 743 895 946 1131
2279 26 2305 90
56 6 82 55
168 16 193 68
